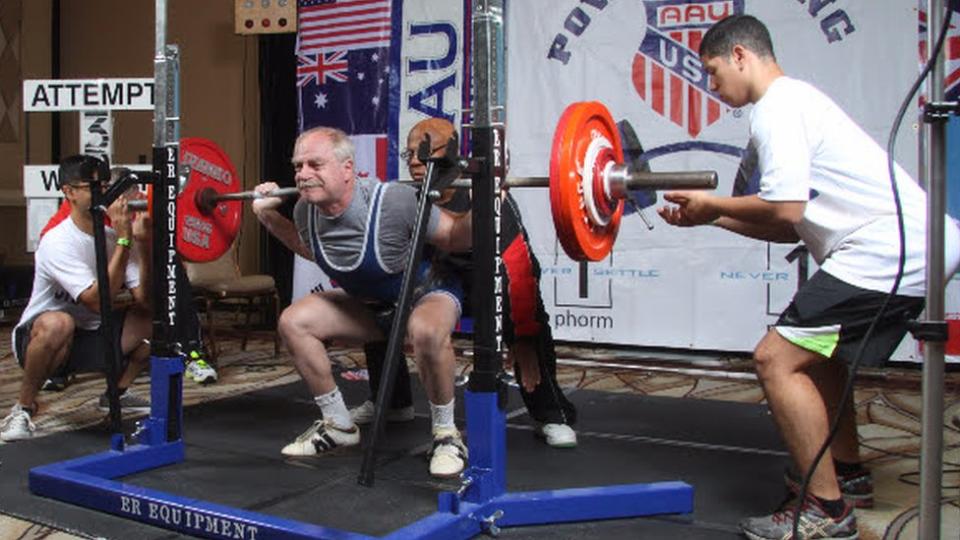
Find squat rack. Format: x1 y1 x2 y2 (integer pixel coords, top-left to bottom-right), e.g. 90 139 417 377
27 1 692 539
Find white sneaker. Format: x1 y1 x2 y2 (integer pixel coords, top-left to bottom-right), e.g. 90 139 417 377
429 427 468 478
186 358 218 384
281 419 360 457
536 423 577 448
349 400 415 425
1 404 37 442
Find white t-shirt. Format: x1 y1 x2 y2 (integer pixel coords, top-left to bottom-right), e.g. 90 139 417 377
751 76 960 297
13 218 141 351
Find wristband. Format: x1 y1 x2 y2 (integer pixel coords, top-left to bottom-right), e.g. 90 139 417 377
116 237 131 247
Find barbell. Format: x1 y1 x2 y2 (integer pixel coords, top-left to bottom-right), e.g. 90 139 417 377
133 102 716 263
128 186 299 212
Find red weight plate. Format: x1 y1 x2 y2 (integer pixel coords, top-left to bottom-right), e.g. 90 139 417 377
549 101 624 261
146 183 153 218
177 138 242 262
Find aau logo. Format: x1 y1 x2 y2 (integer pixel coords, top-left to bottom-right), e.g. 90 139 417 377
631 0 744 138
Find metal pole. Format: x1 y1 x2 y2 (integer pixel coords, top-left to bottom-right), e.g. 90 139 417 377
469 0 506 393
919 1 948 537
89 176 124 433
433 171 718 191
151 0 181 357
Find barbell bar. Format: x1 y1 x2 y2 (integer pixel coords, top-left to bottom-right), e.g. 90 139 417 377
126 186 300 212
126 102 718 263
130 170 716 214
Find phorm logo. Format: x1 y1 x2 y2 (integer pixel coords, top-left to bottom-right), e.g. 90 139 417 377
632 1 743 138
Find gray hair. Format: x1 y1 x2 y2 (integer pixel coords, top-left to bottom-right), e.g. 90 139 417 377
296 126 356 163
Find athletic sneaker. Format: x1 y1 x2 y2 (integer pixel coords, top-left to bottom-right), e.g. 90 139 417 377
349 400 415 425
185 355 218 385
740 495 858 540
429 427 468 478
784 467 874 509
1 404 37 442
97 390 151 413
281 419 360 457
535 423 578 448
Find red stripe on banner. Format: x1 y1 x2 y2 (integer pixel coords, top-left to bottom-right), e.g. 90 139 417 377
300 6 390 25
688 85 702 137
300 34 390 51
300 19 391 39
652 63 665 115
670 31 683 43
632 54 646 100
502 236 541 336
376 136 388 182
708 98 720 124
946 67 960 89
297 0 391 52
670 75 683 127
949 36 960 59
300 29 390 47
300 0 390 18
688 30 702 55
303 0 386 7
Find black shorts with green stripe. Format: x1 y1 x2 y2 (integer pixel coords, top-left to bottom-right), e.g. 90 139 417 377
775 271 924 367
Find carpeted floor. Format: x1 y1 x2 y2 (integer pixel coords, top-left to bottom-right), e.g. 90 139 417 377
0 322 958 539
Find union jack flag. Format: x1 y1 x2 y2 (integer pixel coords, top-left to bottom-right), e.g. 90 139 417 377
919 5 960 101
297 0 392 54
632 0 743 138
296 0 394 134
297 51 350 87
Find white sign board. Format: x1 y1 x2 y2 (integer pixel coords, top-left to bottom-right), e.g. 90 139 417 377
23 164 152 198
22 79 155 112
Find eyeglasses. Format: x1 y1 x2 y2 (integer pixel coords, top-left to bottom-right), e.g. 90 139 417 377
66 181 107 191
400 144 449 164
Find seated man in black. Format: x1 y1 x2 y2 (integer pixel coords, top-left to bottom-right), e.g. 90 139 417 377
350 118 578 448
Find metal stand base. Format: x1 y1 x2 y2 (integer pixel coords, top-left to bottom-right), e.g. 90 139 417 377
28 358 693 540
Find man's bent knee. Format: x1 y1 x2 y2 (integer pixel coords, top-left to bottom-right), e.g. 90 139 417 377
753 329 824 380
408 319 451 356
31 312 75 346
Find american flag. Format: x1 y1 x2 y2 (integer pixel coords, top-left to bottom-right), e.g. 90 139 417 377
918 5 960 102
298 0 392 54
297 51 350 87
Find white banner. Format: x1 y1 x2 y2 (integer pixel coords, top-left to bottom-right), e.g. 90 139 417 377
395 0 468 181
506 1 939 358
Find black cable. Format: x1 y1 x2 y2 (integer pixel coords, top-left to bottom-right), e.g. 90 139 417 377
793 6 956 538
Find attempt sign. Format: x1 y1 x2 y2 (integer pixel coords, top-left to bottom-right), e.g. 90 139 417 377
23 78 155 111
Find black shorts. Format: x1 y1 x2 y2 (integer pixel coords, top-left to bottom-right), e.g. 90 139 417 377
14 310 129 376
775 271 924 366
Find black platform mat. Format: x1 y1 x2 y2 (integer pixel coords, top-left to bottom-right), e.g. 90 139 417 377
0 376 788 539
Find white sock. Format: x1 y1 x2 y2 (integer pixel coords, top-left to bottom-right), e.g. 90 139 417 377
314 388 353 430
430 398 456 433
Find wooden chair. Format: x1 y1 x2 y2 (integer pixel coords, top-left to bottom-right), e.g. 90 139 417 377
184 243 280 360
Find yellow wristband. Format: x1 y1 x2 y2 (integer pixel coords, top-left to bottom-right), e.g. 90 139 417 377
116 237 131 247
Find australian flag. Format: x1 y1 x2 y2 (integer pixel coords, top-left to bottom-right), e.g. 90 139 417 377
297 47 391 134
296 0 393 135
